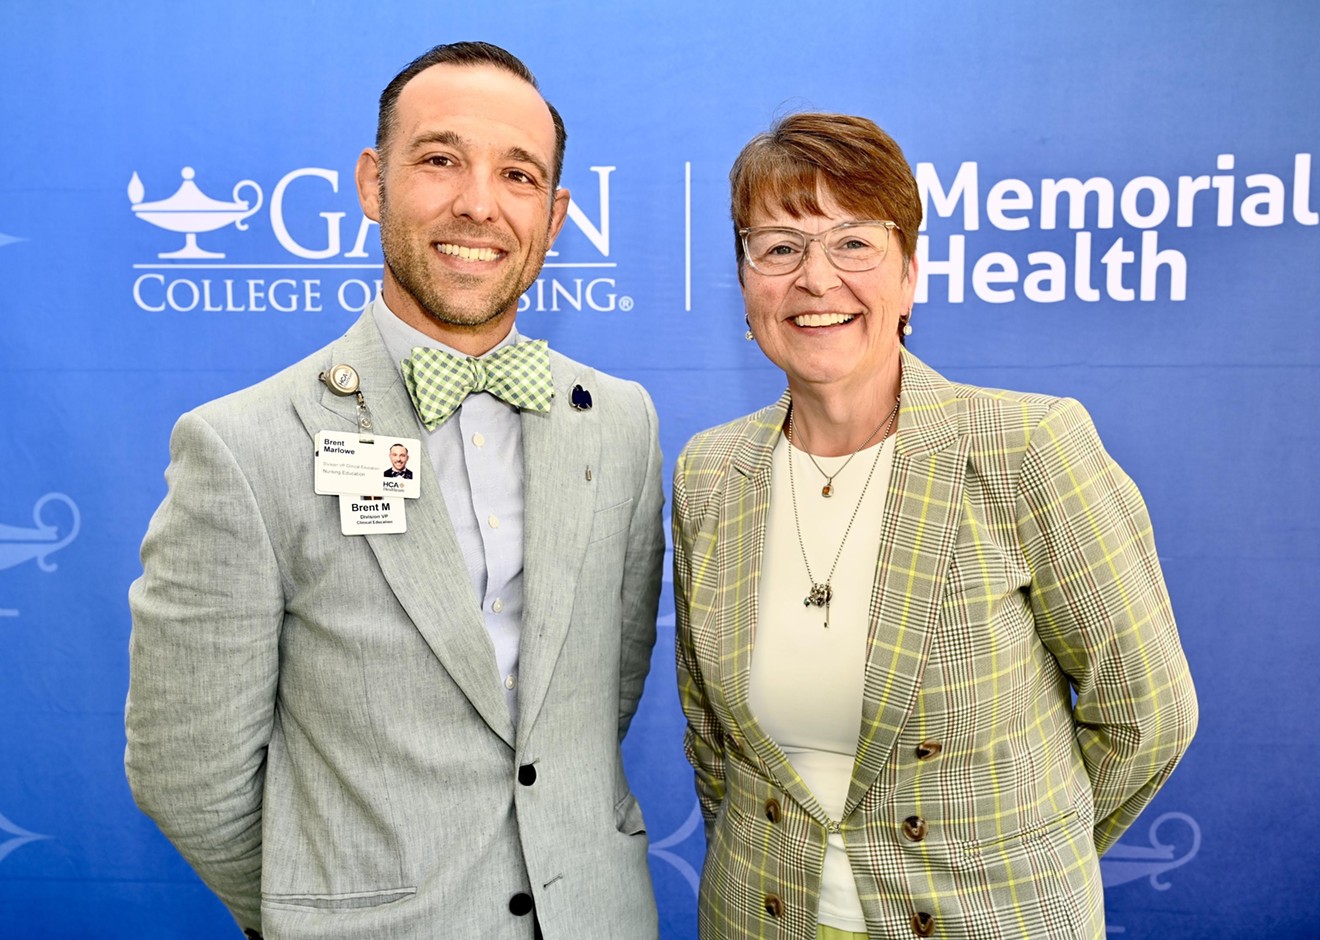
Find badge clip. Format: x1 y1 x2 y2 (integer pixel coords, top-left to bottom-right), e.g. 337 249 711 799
320 364 374 442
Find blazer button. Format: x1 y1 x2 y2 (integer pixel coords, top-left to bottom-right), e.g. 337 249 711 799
763 893 783 918
915 740 942 760
911 911 936 936
509 892 534 916
902 815 928 842
518 764 537 786
764 797 782 824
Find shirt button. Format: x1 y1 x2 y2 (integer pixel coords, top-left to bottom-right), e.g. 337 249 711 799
488 514 500 528
504 674 516 690
492 598 504 613
472 432 485 447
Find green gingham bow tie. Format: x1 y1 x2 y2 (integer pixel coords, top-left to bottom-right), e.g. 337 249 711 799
402 340 554 430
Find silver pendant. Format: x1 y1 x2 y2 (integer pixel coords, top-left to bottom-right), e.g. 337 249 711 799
804 582 832 607
804 582 833 628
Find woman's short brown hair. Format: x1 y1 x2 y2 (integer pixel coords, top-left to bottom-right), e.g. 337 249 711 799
730 112 922 271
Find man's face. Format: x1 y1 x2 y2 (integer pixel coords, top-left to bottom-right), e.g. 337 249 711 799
389 446 409 471
356 63 570 351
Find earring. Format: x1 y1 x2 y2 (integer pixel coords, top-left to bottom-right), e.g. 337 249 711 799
745 317 755 342
901 307 913 336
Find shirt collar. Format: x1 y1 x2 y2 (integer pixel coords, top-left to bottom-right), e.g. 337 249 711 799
370 295 521 377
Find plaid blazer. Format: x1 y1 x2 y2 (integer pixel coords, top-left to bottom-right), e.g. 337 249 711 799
673 350 1197 940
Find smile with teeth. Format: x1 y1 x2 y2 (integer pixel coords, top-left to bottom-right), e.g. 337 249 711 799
793 313 855 327
436 243 502 262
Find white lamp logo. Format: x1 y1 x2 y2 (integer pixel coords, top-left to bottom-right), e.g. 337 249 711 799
128 167 264 259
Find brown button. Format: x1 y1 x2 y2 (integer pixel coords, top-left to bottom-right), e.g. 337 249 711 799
902 815 928 841
911 911 936 936
763 893 783 918
764 797 782 824
915 740 942 760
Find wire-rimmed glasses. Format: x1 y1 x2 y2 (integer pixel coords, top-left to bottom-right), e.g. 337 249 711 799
739 220 900 275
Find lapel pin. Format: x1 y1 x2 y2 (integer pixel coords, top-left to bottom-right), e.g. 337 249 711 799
570 384 593 411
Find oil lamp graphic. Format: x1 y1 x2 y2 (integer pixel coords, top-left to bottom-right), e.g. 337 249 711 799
1100 811 1201 891
128 167 263 259
1 492 80 618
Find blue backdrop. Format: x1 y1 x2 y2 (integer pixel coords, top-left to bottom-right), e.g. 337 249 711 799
2 3 1318 937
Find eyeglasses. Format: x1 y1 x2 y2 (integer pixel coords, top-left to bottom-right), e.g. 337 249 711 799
739 220 900 275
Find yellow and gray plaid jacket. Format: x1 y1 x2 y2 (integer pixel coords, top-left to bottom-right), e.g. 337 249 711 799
673 350 1197 940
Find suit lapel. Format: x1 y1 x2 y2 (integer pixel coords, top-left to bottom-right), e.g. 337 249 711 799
292 311 514 747
844 350 966 816
514 355 600 743
716 394 830 819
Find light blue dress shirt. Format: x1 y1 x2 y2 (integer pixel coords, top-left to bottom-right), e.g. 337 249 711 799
370 297 527 721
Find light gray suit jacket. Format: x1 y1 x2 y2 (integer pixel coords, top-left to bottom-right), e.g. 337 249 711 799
126 311 665 939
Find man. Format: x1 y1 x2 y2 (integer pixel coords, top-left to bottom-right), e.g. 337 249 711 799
126 42 664 940
384 442 413 478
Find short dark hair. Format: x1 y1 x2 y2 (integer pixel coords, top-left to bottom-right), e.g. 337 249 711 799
730 112 921 269
375 41 567 189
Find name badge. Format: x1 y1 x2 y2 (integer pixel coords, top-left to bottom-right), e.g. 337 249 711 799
339 495 406 535
315 432 421 498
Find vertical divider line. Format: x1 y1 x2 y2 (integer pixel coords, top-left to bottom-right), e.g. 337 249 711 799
685 161 692 312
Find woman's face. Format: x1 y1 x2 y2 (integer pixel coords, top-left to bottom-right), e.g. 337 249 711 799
741 189 917 395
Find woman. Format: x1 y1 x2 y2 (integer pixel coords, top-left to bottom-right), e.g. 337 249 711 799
672 113 1198 940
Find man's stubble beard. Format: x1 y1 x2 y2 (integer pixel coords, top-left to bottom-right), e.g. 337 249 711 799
378 186 551 332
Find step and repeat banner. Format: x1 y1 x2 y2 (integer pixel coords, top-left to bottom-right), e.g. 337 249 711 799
2 3 1317 937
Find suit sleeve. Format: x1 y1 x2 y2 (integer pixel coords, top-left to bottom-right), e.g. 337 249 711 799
126 411 282 932
616 383 664 740
1016 398 1198 854
671 448 726 839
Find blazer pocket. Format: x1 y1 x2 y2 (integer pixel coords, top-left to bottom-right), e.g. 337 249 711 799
955 810 1088 935
263 886 417 911
588 497 633 544
959 809 1078 856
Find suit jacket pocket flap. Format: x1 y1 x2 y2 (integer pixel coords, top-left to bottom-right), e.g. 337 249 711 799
588 497 634 544
263 886 417 911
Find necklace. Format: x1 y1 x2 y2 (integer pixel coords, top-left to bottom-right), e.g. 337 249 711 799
796 397 901 498
786 396 899 628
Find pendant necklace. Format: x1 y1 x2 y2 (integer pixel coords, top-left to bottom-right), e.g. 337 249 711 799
786 396 899 627
798 397 900 497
